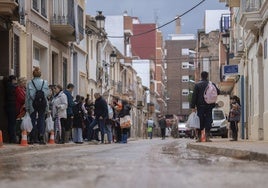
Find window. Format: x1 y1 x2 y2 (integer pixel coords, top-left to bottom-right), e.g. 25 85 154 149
182 89 189 96
182 102 190 109
182 62 189 69
182 75 189 82
33 46 40 68
32 0 47 18
181 48 189 55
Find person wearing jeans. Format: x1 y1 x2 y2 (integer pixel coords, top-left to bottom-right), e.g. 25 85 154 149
89 93 108 143
25 67 49 144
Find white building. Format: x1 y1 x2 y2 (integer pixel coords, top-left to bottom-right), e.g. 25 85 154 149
205 10 230 33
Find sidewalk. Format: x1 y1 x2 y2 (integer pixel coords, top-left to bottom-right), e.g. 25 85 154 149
187 138 268 162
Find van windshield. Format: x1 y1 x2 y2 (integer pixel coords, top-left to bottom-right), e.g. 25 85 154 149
213 110 225 120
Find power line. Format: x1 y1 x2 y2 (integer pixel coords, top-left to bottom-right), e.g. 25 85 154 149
108 0 206 39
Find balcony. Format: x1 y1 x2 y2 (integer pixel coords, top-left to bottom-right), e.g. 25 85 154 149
0 0 19 20
240 0 264 32
50 0 84 42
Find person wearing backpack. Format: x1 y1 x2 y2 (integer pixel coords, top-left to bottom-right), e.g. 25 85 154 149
190 71 220 142
25 67 49 144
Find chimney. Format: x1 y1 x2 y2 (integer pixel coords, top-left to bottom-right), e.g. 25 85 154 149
175 16 181 34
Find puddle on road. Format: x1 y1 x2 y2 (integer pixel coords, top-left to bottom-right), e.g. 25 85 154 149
161 141 235 166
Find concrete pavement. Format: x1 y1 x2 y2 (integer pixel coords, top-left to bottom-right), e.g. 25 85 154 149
187 138 268 162
1 138 268 163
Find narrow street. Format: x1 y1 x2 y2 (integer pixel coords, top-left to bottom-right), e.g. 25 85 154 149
0 138 268 188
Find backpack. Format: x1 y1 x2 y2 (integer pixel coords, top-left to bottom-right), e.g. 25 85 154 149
204 81 218 104
32 80 47 113
108 104 114 119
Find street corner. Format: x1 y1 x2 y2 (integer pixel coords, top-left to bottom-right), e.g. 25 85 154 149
186 139 268 163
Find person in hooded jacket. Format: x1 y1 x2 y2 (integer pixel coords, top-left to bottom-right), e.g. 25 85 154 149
51 85 68 144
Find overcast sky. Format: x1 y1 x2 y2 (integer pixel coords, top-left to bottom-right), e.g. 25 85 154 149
86 0 227 39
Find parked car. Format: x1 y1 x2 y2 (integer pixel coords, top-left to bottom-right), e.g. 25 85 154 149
210 108 228 138
178 122 195 138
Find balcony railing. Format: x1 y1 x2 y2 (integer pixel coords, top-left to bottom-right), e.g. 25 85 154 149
241 0 263 12
51 0 84 42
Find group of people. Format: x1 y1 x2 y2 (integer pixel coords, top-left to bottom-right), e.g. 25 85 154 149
4 67 133 145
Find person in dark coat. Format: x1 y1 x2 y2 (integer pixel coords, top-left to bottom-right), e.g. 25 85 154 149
158 115 167 140
229 96 241 141
63 83 75 142
88 93 108 143
72 95 84 144
5 75 18 143
190 71 220 142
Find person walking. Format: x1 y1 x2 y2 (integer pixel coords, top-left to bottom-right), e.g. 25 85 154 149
26 67 49 144
147 118 155 139
89 93 108 144
190 71 220 142
158 115 167 140
229 96 241 141
63 83 75 143
5 75 18 143
51 85 68 144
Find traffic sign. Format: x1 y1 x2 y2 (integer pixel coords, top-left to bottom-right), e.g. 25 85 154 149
223 65 239 75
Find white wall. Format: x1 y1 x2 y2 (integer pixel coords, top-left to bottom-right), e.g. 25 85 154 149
205 10 229 33
105 15 124 55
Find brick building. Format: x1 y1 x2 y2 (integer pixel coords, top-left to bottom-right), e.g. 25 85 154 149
165 34 196 120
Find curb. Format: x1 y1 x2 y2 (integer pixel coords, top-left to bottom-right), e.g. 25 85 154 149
187 143 268 163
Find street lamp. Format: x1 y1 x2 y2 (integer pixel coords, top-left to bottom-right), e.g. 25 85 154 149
110 51 117 66
95 11 105 30
222 33 230 65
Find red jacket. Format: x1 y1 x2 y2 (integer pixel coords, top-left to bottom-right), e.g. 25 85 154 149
15 86 26 116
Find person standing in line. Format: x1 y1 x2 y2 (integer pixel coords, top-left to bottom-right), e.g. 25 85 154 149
119 99 132 143
158 115 167 140
89 93 108 144
51 85 68 144
25 67 49 144
190 71 220 142
229 96 241 141
5 75 18 143
72 95 85 144
15 77 27 142
63 83 75 143
113 98 122 143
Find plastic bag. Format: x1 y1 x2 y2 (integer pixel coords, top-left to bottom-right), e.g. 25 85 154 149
20 112 33 132
46 114 54 132
186 112 200 129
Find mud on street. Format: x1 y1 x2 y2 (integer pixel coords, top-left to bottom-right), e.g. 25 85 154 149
0 139 268 188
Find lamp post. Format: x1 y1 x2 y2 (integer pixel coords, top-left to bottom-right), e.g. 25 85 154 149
95 11 105 30
110 51 117 67
222 33 230 65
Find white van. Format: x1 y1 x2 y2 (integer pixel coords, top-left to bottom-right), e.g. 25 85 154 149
210 108 228 138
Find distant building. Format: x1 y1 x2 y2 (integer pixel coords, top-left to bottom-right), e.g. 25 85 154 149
165 34 196 120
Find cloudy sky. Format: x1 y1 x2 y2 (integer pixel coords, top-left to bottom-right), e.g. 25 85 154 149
86 0 227 39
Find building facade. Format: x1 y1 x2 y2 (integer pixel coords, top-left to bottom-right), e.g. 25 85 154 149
220 0 268 140
165 34 196 120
